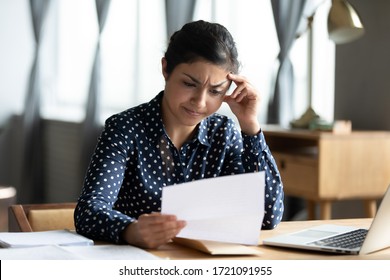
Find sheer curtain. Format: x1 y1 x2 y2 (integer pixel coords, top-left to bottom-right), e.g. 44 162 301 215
0 1 336 204
20 0 51 203
81 0 111 173
267 0 307 126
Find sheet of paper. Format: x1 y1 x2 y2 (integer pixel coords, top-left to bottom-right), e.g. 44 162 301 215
0 230 94 248
0 245 79 260
62 244 162 260
0 245 162 260
161 172 265 245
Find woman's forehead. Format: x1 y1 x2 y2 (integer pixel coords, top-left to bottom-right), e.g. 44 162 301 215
175 61 230 80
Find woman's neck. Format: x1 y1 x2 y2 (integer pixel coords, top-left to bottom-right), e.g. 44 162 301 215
164 124 196 150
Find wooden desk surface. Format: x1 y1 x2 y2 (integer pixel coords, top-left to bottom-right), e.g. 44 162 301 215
147 219 390 260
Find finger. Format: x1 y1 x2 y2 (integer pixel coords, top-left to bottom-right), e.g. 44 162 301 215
144 219 186 245
228 73 258 95
135 223 178 247
228 74 245 95
232 88 252 103
139 213 176 225
229 83 246 99
138 214 185 234
139 213 186 229
228 73 246 83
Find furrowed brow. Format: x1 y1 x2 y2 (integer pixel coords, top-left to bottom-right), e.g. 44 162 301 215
183 73 228 87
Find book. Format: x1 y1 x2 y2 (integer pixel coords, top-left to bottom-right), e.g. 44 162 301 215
0 230 94 248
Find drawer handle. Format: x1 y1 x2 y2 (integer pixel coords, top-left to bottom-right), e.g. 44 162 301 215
280 160 286 169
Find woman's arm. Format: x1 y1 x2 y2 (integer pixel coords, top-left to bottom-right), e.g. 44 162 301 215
222 127 284 229
223 73 284 229
75 114 187 246
74 116 134 243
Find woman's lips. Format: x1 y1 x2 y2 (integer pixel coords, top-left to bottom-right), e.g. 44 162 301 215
184 107 203 117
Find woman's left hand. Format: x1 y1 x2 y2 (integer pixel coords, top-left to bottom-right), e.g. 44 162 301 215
224 73 261 135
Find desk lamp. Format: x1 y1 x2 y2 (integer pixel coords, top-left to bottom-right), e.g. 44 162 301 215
290 0 365 129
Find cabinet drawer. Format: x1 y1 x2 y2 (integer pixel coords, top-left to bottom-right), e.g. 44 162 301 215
273 152 318 198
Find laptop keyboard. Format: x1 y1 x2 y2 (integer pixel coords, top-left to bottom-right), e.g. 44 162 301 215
310 229 368 249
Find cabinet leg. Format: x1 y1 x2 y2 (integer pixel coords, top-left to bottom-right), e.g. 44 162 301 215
364 200 377 218
320 201 332 220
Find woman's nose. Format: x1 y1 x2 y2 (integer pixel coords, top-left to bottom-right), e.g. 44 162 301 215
190 90 207 108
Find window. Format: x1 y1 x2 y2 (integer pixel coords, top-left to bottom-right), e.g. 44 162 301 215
41 0 166 122
193 0 279 123
40 0 334 125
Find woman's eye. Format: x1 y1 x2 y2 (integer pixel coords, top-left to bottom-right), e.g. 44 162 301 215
184 82 196 87
210 89 224 95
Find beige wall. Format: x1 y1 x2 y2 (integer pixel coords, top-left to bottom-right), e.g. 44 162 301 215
334 0 390 130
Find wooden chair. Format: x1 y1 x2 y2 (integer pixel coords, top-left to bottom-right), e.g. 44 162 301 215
8 202 77 232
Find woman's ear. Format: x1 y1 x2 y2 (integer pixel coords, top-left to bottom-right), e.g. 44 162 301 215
161 57 169 80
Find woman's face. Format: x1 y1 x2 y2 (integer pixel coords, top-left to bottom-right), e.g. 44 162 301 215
161 59 231 129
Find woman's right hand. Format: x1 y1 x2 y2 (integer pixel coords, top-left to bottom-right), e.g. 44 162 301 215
121 213 186 249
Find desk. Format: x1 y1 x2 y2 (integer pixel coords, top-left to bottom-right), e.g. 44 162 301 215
147 219 390 260
3 220 388 279
263 128 390 220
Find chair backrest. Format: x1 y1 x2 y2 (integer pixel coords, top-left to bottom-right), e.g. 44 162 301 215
8 202 77 232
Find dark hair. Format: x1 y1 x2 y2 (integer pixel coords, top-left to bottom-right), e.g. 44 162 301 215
164 20 240 75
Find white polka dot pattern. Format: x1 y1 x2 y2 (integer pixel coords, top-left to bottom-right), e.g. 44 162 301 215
74 91 284 243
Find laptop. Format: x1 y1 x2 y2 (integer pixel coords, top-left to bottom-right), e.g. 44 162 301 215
263 185 390 255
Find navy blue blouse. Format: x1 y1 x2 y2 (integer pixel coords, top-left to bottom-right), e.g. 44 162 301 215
75 91 284 243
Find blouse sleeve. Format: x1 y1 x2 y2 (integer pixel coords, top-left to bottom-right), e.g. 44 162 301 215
223 126 284 229
74 116 134 243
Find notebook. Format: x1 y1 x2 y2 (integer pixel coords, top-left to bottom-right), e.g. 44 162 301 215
263 185 390 255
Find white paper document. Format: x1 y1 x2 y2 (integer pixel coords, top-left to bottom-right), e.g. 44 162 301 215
0 245 162 260
0 230 94 248
161 172 265 245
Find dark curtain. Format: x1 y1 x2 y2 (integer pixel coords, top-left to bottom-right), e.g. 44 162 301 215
267 0 307 126
20 0 51 203
165 0 196 38
81 0 111 175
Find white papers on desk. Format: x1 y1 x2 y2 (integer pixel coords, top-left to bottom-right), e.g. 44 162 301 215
0 230 161 260
0 245 162 260
63 244 162 260
0 230 94 248
161 172 265 245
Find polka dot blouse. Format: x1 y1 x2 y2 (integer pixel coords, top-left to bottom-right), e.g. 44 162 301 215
74 91 284 243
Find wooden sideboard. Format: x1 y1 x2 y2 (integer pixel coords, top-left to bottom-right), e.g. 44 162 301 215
263 127 390 220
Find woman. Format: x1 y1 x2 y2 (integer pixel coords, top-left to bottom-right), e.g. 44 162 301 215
74 20 284 249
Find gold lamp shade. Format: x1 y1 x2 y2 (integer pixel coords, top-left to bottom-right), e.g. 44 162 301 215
328 0 365 44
